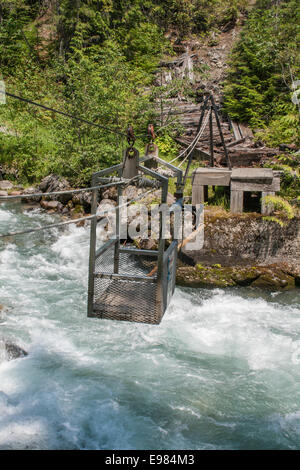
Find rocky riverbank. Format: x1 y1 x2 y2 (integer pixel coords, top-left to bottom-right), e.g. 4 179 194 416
1 174 299 291
176 263 300 290
0 174 92 222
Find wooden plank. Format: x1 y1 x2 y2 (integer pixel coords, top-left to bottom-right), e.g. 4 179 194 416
227 137 246 148
230 190 243 214
238 123 254 139
193 168 232 186
231 122 243 140
231 168 273 183
231 178 280 193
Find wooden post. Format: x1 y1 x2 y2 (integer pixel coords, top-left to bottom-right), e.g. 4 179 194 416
230 190 243 213
211 95 232 170
183 95 210 185
192 185 205 205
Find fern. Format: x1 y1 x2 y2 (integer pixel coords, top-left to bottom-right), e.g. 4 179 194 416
263 196 295 219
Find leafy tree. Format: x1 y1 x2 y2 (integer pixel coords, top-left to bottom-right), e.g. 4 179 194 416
223 0 300 145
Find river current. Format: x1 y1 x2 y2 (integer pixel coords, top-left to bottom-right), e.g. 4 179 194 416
0 202 300 450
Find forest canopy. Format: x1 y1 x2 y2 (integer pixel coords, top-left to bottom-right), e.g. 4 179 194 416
0 0 299 185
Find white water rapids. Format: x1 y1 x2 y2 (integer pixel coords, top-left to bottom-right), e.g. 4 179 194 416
0 202 300 450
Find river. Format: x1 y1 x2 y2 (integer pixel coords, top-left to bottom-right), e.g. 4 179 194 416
0 201 300 450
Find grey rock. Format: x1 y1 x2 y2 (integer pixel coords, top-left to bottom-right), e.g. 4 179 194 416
40 200 62 211
0 339 28 361
101 186 118 201
0 180 13 190
38 174 72 205
97 199 117 217
21 187 41 203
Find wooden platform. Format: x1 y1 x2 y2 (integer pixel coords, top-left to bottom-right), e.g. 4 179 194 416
192 168 231 204
230 168 280 214
192 167 280 214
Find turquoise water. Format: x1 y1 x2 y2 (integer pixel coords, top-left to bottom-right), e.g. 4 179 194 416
0 202 300 450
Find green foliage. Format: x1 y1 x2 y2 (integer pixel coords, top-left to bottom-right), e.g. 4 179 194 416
208 187 230 210
262 216 285 228
262 195 295 227
155 135 179 160
0 0 167 185
264 155 300 200
196 263 205 271
1 0 298 197
224 0 300 146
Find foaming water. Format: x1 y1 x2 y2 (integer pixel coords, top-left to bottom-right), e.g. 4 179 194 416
0 202 300 449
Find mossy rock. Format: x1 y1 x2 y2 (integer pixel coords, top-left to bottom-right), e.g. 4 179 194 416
251 270 295 290
176 265 297 290
231 267 260 286
73 204 84 214
176 266 235 288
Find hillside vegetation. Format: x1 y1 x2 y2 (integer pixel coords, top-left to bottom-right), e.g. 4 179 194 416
0 0 299 186
224 0 300 146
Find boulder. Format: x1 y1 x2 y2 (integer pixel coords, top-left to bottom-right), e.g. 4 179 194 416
101 186 118 201
251 269 295 290
21 187 41 203
0 339 28 361
40 199 62 211
0 190 8 197
231 267 260 286
10 190 22 196
123 186 143 200
0 180 13 190
176 265 297 290
80 191 92 213
97 199 117 217
176 266 236 288
72 191 92 213
38 174 72 205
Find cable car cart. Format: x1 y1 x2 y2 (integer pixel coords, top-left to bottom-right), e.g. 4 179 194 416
87 146 183 325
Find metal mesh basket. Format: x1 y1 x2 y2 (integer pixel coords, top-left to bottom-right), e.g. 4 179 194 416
87 162 180 325
91 242 162 324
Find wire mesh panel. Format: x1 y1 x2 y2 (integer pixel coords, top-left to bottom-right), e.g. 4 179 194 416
90 242 162 324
